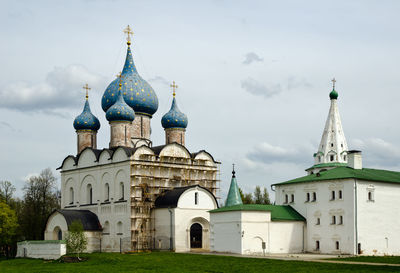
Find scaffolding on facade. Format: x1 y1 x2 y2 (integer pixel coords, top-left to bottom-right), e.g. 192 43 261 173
129 154 221 251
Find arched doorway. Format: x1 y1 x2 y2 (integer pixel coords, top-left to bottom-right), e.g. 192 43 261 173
190 223 202 248
53 226 62 240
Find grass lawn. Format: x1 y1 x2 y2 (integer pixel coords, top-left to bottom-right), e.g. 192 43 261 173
0 252 399 273
330 256 400 264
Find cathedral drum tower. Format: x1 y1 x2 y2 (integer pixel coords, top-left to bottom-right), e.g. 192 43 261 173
102 25 158 148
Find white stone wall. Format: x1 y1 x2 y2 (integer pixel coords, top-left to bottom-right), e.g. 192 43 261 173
210 211 242 254
269 221 304 253
356 180 400 255
275 180 356 254
210 210 304 255
60 148 132 252
16 241 66 260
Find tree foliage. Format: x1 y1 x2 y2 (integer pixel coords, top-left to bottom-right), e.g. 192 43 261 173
0 181 16 205
239 186 271 205
65 220 87 259
19 168 60 240
0 202 18 248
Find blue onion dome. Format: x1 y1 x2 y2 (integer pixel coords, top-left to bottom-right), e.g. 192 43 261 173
73 100 100 131
329 88 338 100
101 44 158 117
106 83 135 122
161 97 188 129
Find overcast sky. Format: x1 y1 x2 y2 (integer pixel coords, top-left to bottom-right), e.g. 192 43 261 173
1 0 400 202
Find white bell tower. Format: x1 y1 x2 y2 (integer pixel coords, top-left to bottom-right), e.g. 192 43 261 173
308 78 348 174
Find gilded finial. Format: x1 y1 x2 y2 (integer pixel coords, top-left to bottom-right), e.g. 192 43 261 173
123 25 134 46
83 83 91 100
170 81 178 97
331 77 336 90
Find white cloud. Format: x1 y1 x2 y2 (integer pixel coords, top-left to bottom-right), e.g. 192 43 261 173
350 138 400 168
0 64 106 112
242 52 264 65
148 76 170 86
241 77 281 98
246 142 313 165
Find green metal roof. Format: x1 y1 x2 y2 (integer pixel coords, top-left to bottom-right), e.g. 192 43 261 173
306 162 347 171
209 204 305 221
225 172 243 207
274 167 400 186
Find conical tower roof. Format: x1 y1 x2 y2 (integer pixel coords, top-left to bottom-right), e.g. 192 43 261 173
225 167 243 207
312 79 348 167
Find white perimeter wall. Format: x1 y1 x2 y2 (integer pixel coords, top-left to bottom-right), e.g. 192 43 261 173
357 181 400 255
210 211 242 254
210 211 304 255
16 241 66 260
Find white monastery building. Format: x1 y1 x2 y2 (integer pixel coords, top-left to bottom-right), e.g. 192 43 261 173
17 27 400 259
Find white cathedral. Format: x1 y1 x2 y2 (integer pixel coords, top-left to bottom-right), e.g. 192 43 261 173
17 26 400 258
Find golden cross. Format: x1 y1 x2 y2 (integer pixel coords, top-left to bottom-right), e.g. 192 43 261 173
83 83 91 100
123 25 134 44
170 81 178 97
331 77 336 89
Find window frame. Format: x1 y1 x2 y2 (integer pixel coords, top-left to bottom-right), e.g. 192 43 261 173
312 192 317 202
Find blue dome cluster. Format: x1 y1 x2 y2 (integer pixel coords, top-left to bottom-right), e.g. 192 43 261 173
161 97 188 129
73 100 100 131
102 46 158 117
106 86 135 122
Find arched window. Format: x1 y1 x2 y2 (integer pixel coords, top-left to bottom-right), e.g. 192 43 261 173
331 215 336 225
284 194 288 204
316 240 320 250
339 215 343 225
195 192 198 205
117 221 123 235
331 191 335 200
306 192 310 202
338 190 343 199
103 221 110 235
69 187 74 204
312 192 317 202
290 194 294 203
119 182 124 200
368 191 374 201
336 241 340 250
87 184 93 204
105 183 110 201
